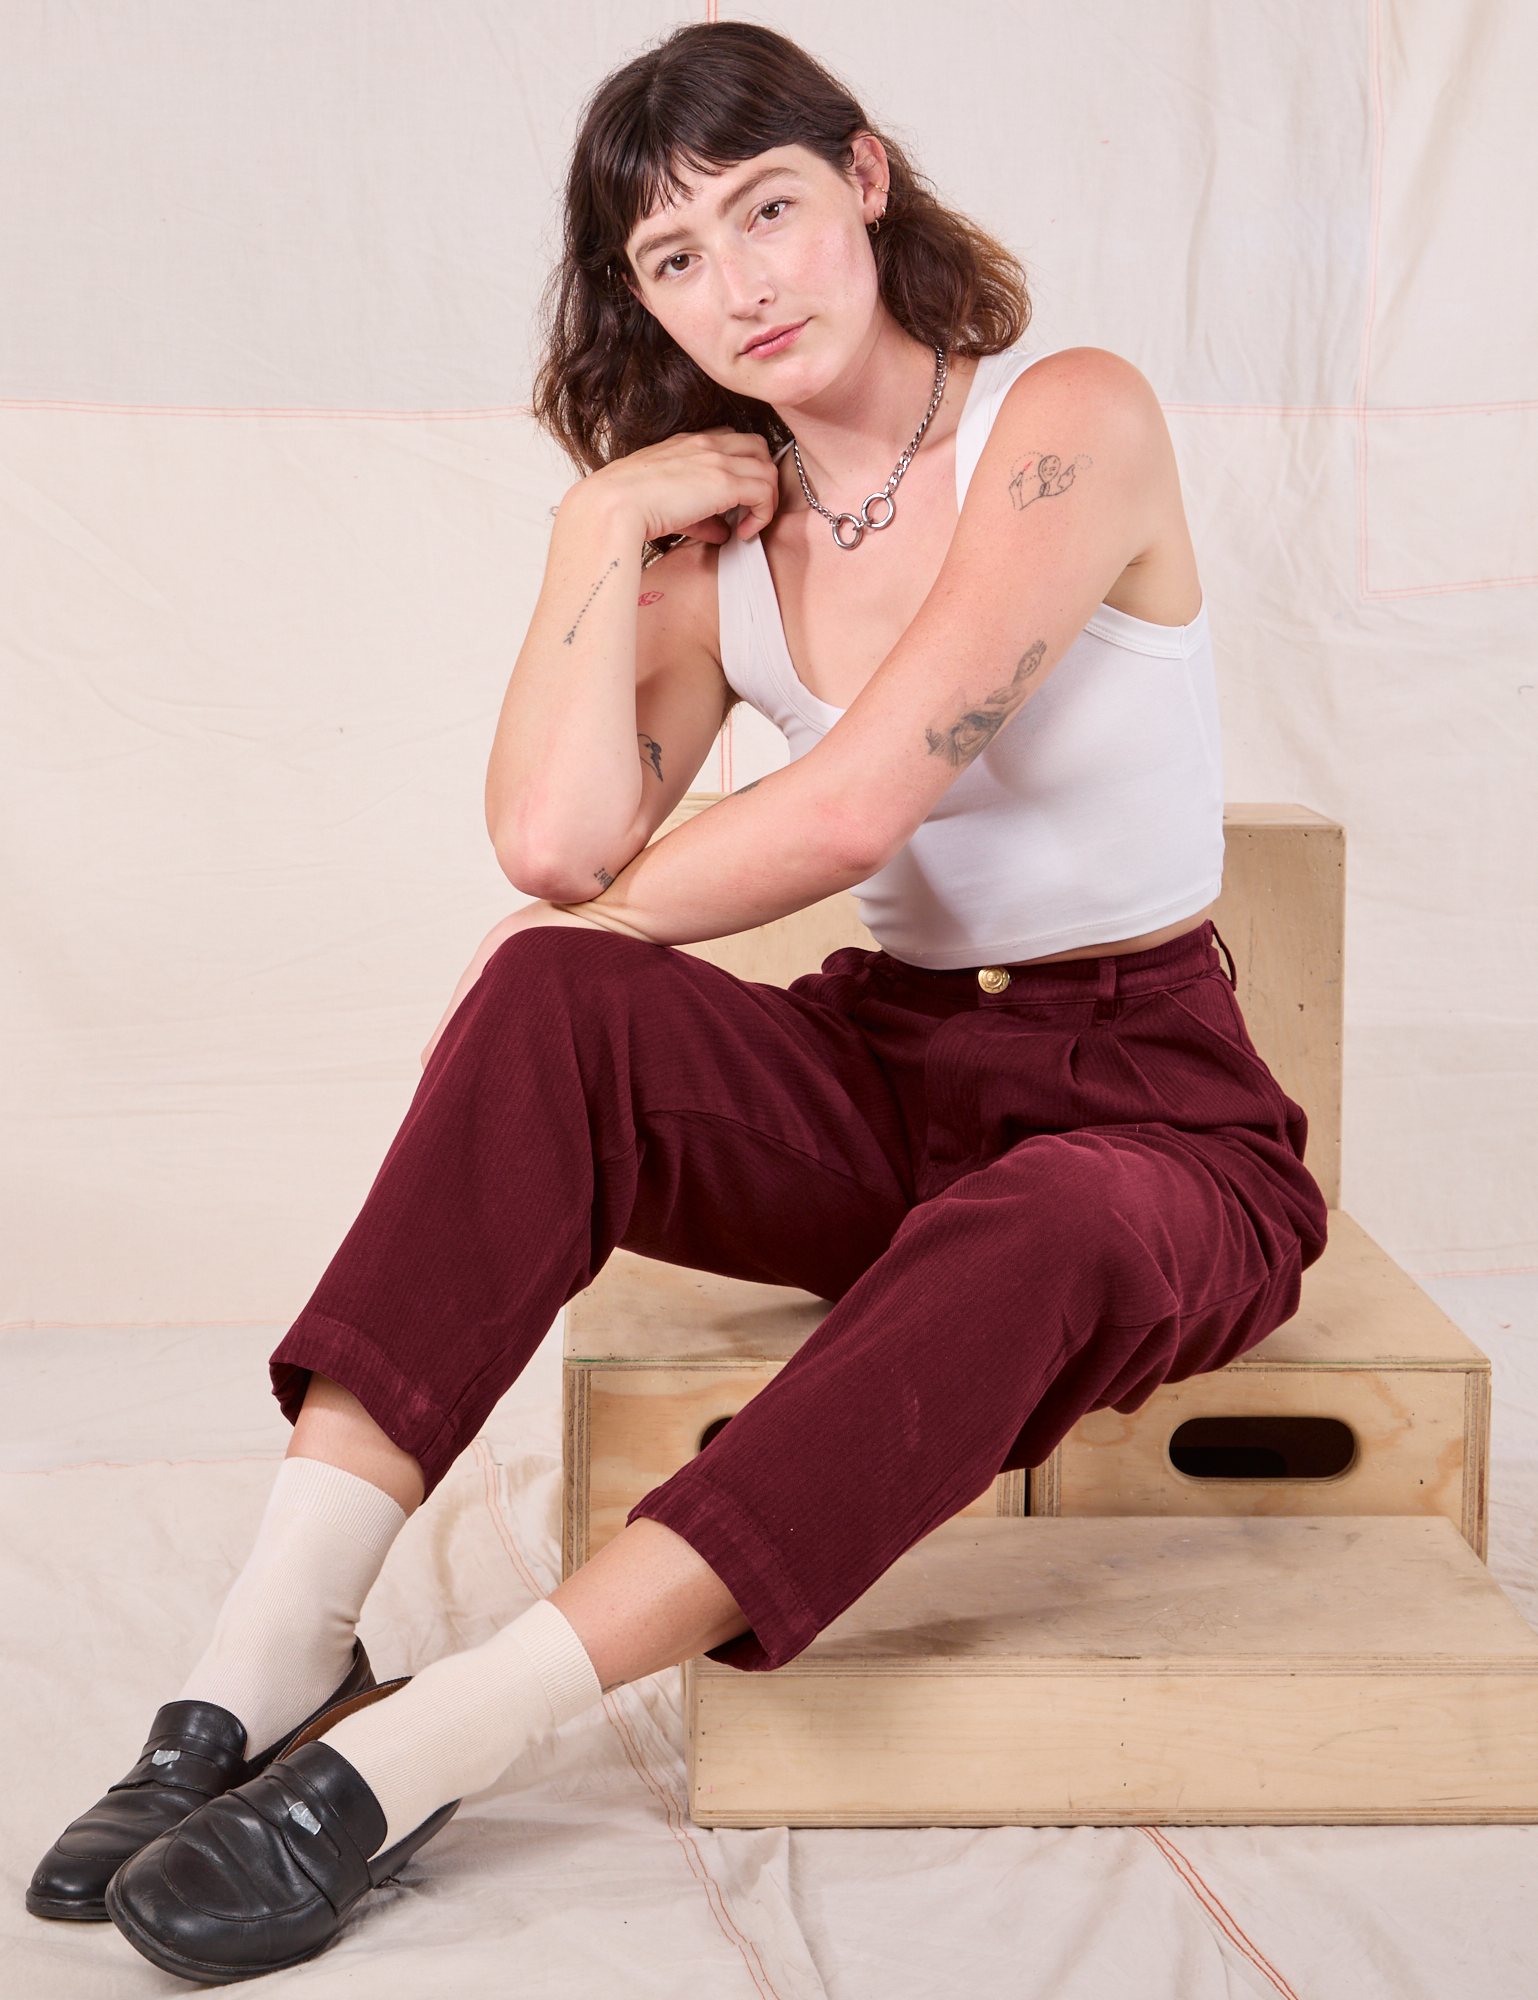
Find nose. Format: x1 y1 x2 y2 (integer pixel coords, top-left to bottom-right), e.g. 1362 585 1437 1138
717 246 774 318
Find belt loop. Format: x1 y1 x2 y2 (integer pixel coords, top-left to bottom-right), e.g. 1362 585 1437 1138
1210 925 1238 989
1096 956 1117 1001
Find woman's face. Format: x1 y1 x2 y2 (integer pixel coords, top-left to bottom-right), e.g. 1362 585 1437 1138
623 139 888 407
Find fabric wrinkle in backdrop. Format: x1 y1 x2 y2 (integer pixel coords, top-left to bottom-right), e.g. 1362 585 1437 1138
1 5 1536 1996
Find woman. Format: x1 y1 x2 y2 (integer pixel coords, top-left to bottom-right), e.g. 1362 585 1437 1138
31 22 1326 1982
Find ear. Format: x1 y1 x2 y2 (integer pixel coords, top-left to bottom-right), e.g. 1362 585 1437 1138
847 132 891 227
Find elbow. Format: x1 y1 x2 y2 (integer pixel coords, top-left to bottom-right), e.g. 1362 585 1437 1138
491 827 601 905
488 790 631 903
816 796 909 885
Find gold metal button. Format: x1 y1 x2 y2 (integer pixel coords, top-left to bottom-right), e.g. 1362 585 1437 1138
977 966 1012 994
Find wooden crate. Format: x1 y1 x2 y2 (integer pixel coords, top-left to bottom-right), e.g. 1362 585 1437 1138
1034 1211 1490 1555
687 1515 1538 1827
562 1213 1488 1573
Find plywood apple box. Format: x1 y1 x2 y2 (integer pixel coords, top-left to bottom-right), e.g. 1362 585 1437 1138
1035 1210 1488 1551
563 802 1490 1575
685 1516 1538 1828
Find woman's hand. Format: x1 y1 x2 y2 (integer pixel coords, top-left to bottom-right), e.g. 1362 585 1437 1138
573 427 780 546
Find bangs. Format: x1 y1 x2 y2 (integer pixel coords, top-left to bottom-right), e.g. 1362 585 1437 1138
602 140 750 251
576 36 863 259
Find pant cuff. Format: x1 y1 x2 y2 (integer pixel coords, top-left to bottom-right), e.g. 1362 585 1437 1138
269 1311 464 1496
629 1472 823 1673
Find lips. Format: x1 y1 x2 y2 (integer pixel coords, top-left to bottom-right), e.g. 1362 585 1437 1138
742 320 807 357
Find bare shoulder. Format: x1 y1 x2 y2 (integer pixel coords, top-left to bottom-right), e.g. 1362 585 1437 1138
960 346 1198 621
990 347 1171 476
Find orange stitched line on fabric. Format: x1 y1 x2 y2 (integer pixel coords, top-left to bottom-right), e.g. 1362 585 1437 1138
1162 400 1538 418
3 392 1527 425
470 1437 545 1598
1140 1827 1302 2000
601 1694 784 2000
1363 572 1538 597
1356 0 1387 602
0 1317 286 1331
1409 1262 1538 1278
471 1431 787 2000
0 397 532 421
0 1454 281 1475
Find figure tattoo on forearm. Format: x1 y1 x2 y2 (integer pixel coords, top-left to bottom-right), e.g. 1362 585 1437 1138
925 640 1047 769
1007 452 1091 512
638 734 664 782
563 560 620 645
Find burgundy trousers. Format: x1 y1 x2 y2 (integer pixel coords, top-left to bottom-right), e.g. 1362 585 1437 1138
270 921 1327 1671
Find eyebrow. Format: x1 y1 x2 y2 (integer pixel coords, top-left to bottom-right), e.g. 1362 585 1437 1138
630 164 802 269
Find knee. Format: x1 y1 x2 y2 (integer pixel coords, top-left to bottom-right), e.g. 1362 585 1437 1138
479 923 658 1006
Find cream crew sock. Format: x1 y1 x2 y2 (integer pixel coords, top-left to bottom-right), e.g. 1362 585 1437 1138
178 1454 407 1758
319 1598 604 1851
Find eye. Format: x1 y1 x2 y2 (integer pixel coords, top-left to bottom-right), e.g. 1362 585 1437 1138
757 199 791 224
655 251 693 279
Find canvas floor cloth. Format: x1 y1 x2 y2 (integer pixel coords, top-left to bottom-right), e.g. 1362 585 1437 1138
3 1270 1537 1998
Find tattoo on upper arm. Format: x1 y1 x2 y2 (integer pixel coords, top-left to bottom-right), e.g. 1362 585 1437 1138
637 734 664 782
733 777 762 794
638 590 663 607
593 866 615 890
563 560 620 645
925 640 1048 769
1007 453 1092 512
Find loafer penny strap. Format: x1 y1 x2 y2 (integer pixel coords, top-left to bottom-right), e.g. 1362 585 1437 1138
108 1699 248 1798
241 1745 388 1909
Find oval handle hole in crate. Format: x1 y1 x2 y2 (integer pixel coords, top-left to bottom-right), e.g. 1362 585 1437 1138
698 1415 734 1453
1168 1415 1356 1480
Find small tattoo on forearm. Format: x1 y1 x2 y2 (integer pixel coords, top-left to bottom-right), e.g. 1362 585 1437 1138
638 590 663 607
593 866 615 890
563 560 620 645
1008 452 1091 512
637 734 664 782
925 639 1048 769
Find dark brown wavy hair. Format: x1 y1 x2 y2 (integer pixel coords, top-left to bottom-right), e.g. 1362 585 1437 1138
533 21 1030 536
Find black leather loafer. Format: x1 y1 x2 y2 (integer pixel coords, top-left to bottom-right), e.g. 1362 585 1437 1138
105 1681 458 1984
26 1639 374 1922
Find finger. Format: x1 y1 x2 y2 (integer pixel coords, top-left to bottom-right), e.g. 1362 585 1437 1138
736 473 780 539
705 427 774 465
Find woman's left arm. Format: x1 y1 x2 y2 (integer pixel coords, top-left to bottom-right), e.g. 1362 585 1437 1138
567 349 1182 949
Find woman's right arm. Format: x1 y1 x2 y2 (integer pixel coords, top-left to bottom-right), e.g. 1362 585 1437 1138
485 431 778 902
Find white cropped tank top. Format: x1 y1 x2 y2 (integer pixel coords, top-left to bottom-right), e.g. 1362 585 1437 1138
716 347 1224 969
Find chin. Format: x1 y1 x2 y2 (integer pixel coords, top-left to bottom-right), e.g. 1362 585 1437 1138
734 335 849 405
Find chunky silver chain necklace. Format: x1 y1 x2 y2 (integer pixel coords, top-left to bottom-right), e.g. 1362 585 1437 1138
789 347 948 550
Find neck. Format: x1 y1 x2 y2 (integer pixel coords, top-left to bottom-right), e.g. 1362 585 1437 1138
773 317 953 491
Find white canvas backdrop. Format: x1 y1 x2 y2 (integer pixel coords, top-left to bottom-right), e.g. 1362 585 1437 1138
2 0 1535 1328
